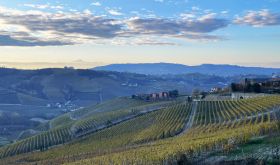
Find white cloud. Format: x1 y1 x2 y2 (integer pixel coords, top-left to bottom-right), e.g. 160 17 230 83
192 6 200 11
180 13 196 19
107 9 123 16
234 10 280 27
91 2 101 6
23 4 63 10
83 9 92 15
0 6 229 46
221 11 228 14
198 13 217 21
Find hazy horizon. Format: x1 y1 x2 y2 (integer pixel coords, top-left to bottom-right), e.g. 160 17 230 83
1 61 280 70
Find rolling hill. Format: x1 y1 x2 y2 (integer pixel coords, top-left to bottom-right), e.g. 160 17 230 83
1 67 280 165
0 97 173 158
93 63 280 76
0 67 233 146
1 95 280 164
0 68 233 106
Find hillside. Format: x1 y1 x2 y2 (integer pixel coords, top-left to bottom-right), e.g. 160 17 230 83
0 68 237 107
93 63 280 76
1 95 280 164
0 97 173 158
0 68 233 146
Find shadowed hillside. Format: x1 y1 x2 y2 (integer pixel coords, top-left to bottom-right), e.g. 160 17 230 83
0 67 233 106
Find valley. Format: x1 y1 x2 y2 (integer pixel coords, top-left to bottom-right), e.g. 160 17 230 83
0 67 280 164
0 68 234 145
1 0 279 164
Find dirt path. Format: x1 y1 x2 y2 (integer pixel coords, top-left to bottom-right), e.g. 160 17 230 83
179 101 198 135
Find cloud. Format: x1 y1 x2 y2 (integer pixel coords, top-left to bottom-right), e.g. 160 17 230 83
23 4 64 10
174 33 225 42
126 16 228 35
107 9 123 16
121 16 228 43
0 34 71 46
0 6 228 46
234 10 280 27
91 2 101 6
0 7 123 39
4 16 121 39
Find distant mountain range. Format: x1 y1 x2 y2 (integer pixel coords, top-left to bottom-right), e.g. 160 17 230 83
93 63 280 77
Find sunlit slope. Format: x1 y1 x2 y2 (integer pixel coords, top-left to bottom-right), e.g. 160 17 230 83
49 97 152 129
70 96 280 164
0 103 191 164
1 96 280 164
193 96 280 127
0 97 171 158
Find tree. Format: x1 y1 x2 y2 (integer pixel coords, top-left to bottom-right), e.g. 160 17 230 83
245 83 252 92
169 90 179 98
252 83 261 93
231 83 238 92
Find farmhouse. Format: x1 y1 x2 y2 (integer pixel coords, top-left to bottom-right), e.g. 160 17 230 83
132 90 178 101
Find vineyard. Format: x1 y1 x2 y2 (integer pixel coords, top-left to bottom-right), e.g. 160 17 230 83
70 96 280 165
0 95 280 164
0 97 172 159
0 102 191 164
193 96 280 127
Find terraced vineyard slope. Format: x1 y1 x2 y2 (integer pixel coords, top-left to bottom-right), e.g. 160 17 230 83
0 102 192 164
0 95 280 164
0 97 172 158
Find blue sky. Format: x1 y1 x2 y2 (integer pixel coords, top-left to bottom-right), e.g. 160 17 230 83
0 0 279 69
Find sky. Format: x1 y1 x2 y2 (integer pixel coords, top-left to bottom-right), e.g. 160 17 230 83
0 0 279 69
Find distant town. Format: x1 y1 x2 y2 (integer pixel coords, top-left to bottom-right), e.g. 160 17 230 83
132 75 280 102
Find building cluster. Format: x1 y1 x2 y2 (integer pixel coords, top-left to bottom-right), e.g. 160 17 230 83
46 101 81 112
210 87 222 93
132 90 179 101
231 78 280 94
